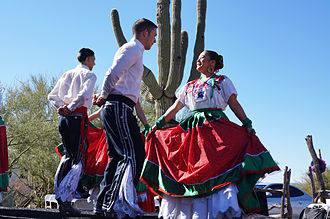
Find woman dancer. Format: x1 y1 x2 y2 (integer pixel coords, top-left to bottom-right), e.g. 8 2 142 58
141 50 280 218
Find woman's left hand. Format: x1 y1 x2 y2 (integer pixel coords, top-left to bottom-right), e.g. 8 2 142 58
246 127 256 135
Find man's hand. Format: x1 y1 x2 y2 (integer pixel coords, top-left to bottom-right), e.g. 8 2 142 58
93 94 105 107
58 105 71 116
96 96 105 107
92 94 99 105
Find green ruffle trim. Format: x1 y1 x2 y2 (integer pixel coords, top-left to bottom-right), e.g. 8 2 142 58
0 172 9 191
136 179 150 192
179 109 229 131
80 174 104 189
141 151 279 211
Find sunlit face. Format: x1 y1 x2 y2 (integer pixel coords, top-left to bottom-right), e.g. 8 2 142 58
144 28 157 50
85 55 95 70
196 51 212 74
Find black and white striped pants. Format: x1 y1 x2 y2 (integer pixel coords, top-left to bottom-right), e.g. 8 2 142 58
95 95 145 211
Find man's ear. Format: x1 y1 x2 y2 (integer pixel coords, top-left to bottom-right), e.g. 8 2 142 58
143 29 149 38
85 56 91 63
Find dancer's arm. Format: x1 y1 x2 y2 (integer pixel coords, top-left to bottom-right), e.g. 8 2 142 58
163 99 184 122
135 100 148 126
89 107 102 121
227 94 253 134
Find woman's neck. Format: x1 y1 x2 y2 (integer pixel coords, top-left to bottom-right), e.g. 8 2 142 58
200 72 214 80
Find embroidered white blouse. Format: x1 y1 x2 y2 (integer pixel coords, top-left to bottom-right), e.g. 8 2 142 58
176 74 237 111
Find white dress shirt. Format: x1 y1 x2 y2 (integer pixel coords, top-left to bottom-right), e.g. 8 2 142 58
48 64 97 111
100 38 144 103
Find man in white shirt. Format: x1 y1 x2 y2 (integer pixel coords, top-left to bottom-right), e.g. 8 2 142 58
48 48 97 216
93 18 157 217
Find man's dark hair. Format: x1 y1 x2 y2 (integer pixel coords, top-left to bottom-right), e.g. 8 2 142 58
132 18 157 36
77 48 94 63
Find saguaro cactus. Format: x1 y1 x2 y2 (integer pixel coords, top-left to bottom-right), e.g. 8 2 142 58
110 0 206 118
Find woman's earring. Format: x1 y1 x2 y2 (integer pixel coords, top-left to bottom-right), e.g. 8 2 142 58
208 66 214 73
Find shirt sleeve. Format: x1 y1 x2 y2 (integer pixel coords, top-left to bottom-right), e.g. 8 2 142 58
67 73 97 111
100 46 140 99
48 74 67 109
220 76 237 103
175 83 188 106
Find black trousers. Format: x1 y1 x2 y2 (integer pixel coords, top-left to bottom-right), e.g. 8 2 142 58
95 95 145 211
56 112 87 201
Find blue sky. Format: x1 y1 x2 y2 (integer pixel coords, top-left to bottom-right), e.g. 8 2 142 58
1 0 330 184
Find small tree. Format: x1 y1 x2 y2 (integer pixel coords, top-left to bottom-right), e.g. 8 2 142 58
297 168 330 196
1 75 60 207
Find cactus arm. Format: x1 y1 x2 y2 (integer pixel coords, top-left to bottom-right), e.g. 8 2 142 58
110 9 127 46
187 0 206 82
178 30 188 88
164 0 182 97
157 0 171 88
142 67 163 99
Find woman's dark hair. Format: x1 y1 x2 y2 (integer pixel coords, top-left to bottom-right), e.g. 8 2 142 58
132 18 157 36
77 48 94 63
205 50 224 70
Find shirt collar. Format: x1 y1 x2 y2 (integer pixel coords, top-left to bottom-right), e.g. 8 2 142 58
77 64 91 71
131 38 145 52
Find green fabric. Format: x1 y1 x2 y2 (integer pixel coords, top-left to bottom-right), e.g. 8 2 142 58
179 108 229 131
0 116 5 126
136 179 149 192
142 152 276 197
242 118 256 134
89 122 97 128
143 123 152 136
142 152 278 211
56 143 65 156
155 115 166 129
80 174 104 189
0 172 9 191
242 117 252 128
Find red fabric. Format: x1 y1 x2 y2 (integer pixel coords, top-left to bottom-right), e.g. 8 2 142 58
54 146 63 158
80 125 156 212
0 126 8 174
145 117 268 185
0 125 9 191
85 126 109 177
137 190 156 212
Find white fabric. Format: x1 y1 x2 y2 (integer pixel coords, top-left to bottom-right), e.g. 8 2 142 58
137 192 148 203
87 186 100 203
159 184 242 219
54 156 83 202
176 75 237 111
100 38 145 103
0 192 2 204
112 160 144 218
48 64 97 111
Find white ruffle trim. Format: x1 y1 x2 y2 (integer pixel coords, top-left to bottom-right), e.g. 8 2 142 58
54 156 82 202
112 160 144 219
87 186 100 203
137 192 148 203
159 184 242 219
